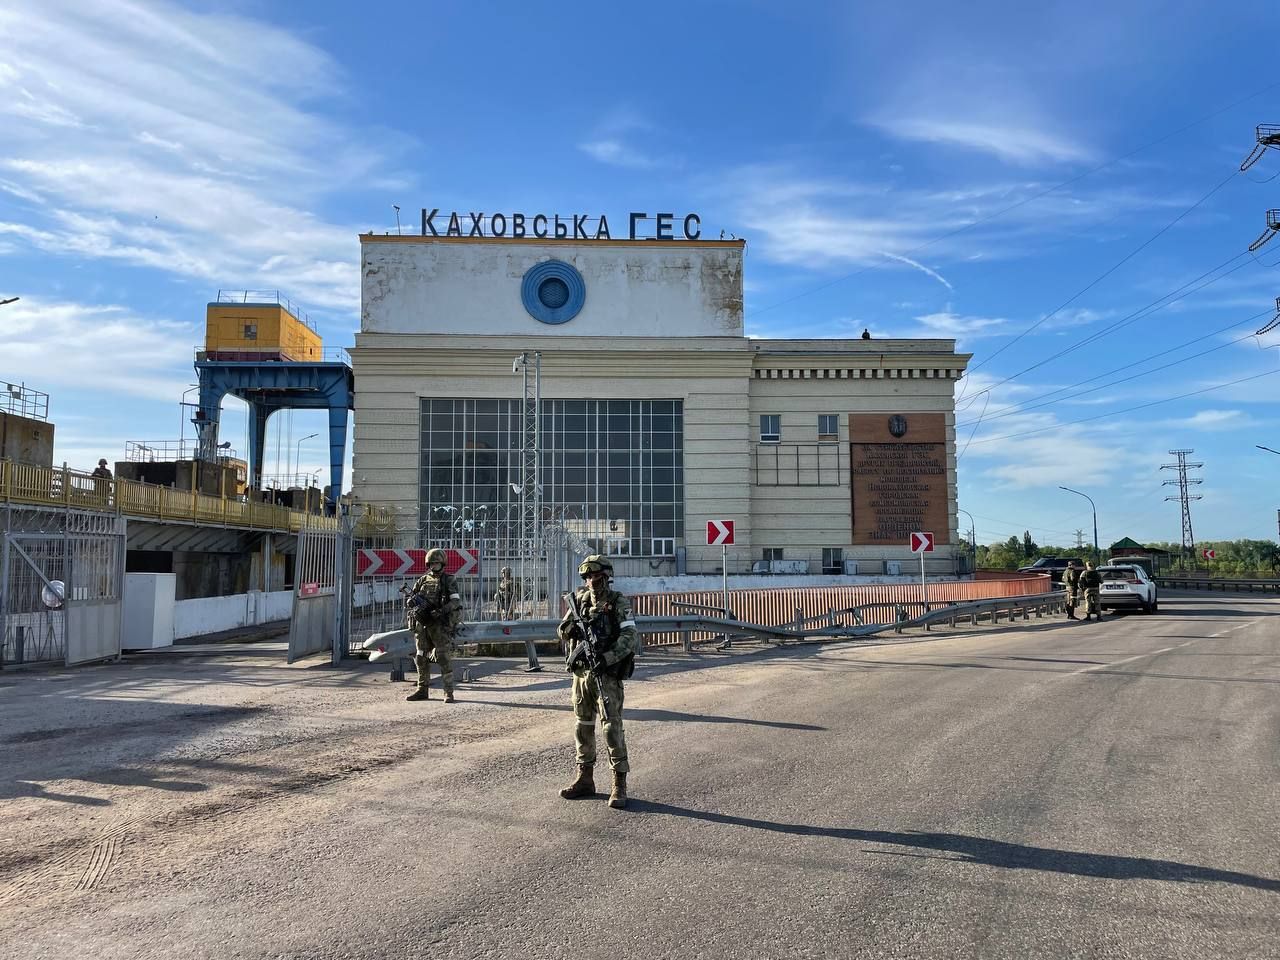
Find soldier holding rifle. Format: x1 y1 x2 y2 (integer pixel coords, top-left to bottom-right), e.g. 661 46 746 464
556 555 640 809
403 548 462 703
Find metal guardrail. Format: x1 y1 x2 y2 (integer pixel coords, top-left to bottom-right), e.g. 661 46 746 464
360 591 1064 663
0 458 336 533
1 380 49 420
125 440 241 463
1155 576 1280 594
896 592 1064 632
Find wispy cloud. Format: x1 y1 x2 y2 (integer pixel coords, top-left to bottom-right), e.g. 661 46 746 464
1158 409 1263 432
579 139 657 169
912 311 1008 340
0 0 393 314
867 116 1093 165
0 297 196 402
879 252 952 291
578 110 672 169
718 164 1178 275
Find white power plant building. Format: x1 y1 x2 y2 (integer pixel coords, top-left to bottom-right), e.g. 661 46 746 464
350 217 970 581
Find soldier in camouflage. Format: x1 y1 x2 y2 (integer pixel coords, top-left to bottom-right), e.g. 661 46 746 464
1080 561 1103 621
1062 560 1083 620
494 565 517 620
556 555 640 809
405 548 461 703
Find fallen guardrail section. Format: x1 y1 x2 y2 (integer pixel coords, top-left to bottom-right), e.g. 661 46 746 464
360 591 1063 666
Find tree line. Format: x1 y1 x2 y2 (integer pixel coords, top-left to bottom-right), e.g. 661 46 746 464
963 532 1280 578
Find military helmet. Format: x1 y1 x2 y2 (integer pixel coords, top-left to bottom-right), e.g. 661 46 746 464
578 554 613 579
425 548 447 567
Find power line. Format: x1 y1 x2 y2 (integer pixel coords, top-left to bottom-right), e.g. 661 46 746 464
956 308 1273 429
960 250 1252 404
968 168 1240 374
746 79 1280 320
962 367 1280 447
961 511 1083 542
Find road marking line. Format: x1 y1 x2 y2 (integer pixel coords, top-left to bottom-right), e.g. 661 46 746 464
1071 638 1201 676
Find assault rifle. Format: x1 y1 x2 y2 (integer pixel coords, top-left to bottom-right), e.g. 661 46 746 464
562 591 613 717
402 576 447 622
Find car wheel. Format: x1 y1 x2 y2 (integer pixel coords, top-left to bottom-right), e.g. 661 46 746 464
1149 592 1158 613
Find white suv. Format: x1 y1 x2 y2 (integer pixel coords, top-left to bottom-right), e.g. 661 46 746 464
1097 564 1158 614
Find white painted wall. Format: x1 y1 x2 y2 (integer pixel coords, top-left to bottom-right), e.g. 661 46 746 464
361 237 744 337
172 590 294 640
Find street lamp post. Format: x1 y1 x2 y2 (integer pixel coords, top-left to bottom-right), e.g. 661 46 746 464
957 508 978 575
1059 486 1098 560
180 384 199 448
1257 445 1280 457
294 433 318 484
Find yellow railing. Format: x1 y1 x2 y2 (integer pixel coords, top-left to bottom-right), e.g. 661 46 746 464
0 459 338 532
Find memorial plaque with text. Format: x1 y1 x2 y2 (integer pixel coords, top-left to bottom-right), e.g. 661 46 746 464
849 413 950 545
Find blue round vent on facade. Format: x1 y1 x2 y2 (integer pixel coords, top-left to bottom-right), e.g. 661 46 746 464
521 260 585 324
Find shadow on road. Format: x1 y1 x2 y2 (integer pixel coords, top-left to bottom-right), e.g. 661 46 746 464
631 801 1280 892
458 699 823 730
842 657 1280 685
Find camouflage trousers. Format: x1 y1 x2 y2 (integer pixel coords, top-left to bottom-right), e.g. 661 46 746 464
413 622 454 695
572 671 628 773
1065 588 1079 611
1084 588 1101 617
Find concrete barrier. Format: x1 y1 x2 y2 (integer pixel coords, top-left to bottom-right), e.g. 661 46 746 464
172 589 294 640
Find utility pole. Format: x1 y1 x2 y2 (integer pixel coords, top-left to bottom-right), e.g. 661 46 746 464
512 352 542 615
1074 529 1086 550
1161 449 1203 566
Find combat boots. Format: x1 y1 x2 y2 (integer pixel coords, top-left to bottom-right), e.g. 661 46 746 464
559 764 595 799
609 771 627 810
443 691 456 703
405 688 429 702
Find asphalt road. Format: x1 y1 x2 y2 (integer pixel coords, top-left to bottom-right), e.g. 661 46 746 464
2 592 1277 959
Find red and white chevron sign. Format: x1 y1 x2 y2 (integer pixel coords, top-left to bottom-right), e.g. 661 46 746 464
355 548 479 578
910 531 935 553
706 519 735 546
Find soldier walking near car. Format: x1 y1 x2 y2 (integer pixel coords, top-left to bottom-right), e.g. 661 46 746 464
557 555 640 810
1063 560 1083 620
404 548 461 703
1080 561 1102 621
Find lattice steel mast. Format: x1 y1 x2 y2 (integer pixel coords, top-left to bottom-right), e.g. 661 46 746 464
512 352 542 614
1161 448 1203 562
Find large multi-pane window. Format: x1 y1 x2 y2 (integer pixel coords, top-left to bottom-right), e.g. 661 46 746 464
420 398 683 556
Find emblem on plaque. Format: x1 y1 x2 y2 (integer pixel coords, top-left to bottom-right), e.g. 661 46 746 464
888 414 908 438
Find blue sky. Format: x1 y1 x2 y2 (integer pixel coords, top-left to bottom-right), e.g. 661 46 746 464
2 0 1278 548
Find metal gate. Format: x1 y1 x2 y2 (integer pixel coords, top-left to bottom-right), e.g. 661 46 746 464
329 511 591 660
1 507 125 667
287 520 340 664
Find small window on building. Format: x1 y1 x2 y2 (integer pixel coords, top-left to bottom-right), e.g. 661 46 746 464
243 323 258 340
605 538 630 556
762 547 784 562
822 547 844 575
760 414 780 443
651 537 675 557
817 414 839 442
